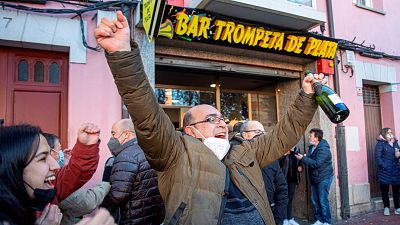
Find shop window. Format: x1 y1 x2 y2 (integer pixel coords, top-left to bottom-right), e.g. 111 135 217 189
49 63 60 84
220 92 249 122
155 88 216 107
251 94 277 130
287 0 314 7
17 60 29 81
34 61 44 82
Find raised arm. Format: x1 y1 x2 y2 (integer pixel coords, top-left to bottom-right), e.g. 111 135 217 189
56 123 100 201
251 72 326 168
253 91 317 168
95 11 184 171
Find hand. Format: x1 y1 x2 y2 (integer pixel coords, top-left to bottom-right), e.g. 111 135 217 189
75 208 114 225
297 165 303 172
294 153 304 160
62 149 72 165
94 10 131 53
395 149 400 158
78 123 100 145
302 73 328 94
35 204 62 225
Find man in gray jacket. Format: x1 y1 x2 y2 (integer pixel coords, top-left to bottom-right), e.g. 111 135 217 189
95 11 327 225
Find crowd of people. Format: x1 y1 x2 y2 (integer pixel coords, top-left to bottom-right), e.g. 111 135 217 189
0 10 399 225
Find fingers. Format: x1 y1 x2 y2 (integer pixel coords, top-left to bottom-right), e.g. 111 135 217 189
79 123 100 134
101 17 117 33
35 203 51 225
304 74 314 83
116 10 128 28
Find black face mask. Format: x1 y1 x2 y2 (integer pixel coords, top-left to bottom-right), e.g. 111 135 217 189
25 182 57 211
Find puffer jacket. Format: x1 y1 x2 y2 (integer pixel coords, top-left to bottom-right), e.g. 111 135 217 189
261 160 288 225
101 138 165 225
375 138 400 185
106 43 317 225
301 139 333 184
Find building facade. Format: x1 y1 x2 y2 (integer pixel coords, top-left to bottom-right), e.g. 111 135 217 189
331 0 400 217
1 0 398 222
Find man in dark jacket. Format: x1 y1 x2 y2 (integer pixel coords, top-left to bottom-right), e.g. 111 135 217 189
241 121 289 225
295 128 333 225
101 119 165 225
280 147 302 225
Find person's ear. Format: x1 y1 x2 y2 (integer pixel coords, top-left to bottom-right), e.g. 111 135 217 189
184 126 195 137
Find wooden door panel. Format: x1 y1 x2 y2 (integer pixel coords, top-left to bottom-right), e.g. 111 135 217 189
13 91 60 136
363 85 382 198
2 46 68 147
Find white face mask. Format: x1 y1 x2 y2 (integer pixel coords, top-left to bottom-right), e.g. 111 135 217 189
190 126 230 160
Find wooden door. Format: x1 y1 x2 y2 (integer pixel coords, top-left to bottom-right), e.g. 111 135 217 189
363 84 382 198
0 47 68 147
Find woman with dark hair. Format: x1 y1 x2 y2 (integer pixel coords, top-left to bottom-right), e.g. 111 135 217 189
0 125 62 224
0 124 115 225
375 127 400 216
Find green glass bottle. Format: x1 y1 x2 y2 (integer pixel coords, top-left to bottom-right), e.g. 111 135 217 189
306 71 350 124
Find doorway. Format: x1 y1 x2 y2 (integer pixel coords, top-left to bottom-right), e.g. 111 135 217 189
363 84 382 198
0 47 69 147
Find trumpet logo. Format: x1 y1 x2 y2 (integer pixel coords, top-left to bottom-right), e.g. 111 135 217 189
158 19 174 39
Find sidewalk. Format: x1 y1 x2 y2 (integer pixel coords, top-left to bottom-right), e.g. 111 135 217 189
293 210 400 225
334 210 400 225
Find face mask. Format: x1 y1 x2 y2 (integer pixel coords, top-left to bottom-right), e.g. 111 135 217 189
25 182 57 211
57 150 64 167
107 137 121 153
309 141 315 146
190 126 230 160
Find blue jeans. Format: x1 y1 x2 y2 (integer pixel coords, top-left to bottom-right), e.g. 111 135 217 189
311 176 333 224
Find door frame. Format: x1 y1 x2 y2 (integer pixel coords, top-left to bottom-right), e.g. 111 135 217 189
2 46 69 148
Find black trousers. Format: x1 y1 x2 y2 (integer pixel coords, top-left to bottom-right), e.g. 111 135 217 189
287 181 297 219
380 183 400 209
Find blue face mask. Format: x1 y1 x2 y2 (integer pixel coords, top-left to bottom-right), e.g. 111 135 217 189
57 150 65 167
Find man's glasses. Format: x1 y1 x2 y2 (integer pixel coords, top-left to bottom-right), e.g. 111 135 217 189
189 116 226 126
242 129 265 135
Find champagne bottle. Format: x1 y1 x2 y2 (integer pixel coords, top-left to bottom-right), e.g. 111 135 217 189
306 70 350 124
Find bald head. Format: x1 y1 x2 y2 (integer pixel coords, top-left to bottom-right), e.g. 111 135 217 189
183 104 228 140
241 120 265 140
111 119 136 145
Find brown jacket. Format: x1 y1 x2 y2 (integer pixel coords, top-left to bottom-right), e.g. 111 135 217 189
106 43 317 225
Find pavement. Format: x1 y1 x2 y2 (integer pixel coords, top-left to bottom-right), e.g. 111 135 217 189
334 210 400 225
292 210 400 225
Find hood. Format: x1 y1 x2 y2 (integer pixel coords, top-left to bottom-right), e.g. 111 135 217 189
377 134 387 142
316 139 330 149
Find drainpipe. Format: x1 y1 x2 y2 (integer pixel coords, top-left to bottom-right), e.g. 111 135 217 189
326 0 350 220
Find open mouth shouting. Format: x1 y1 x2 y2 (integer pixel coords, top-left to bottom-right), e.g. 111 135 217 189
215 132 227 139
44 174 56 188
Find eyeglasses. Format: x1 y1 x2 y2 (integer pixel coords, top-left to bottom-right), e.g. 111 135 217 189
242 129 265 135
189 116 226 126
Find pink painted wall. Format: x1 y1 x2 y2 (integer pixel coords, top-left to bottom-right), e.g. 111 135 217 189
332 0 400 185
67 13 122 187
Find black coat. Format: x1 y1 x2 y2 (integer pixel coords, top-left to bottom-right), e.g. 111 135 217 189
280 148 302 185
301 139 333 184
375 139 400 185
261 160 289 225
102 139 165 225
